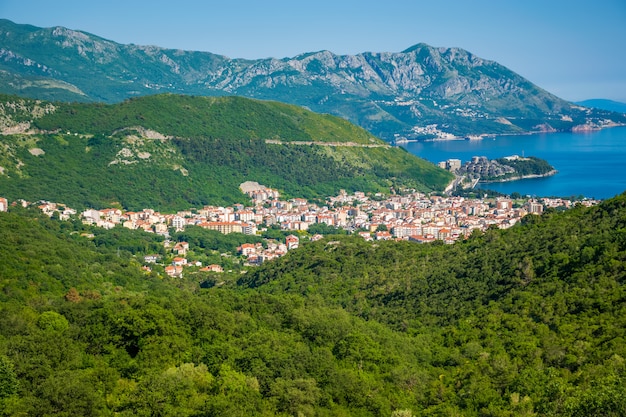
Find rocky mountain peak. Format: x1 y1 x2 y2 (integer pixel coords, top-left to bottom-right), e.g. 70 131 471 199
0 19 623 140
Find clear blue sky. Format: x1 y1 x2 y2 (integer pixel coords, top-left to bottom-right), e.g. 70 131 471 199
2 0 626 102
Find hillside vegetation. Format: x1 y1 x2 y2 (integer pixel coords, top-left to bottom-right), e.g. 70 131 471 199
0 94 452 211
0 193 625 416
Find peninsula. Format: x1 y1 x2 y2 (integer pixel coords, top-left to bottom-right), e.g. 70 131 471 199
440 155 557 190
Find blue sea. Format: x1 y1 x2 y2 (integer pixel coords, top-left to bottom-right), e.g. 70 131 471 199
400 126 626 200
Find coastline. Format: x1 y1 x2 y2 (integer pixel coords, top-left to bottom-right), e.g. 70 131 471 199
407 126 626 200
395 122 626 144
478 169 558 184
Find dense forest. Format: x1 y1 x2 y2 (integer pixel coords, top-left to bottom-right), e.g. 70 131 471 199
1 193 625 416
0 94 452 211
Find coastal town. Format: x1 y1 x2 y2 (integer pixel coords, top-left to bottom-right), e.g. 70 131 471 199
0 181 599 278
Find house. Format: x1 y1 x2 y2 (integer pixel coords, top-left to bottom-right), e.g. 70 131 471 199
125 211 140 221
408 235 436 244
136 220 153 232
375 231 393 241
144 254 161 264
316 214 335 226
200 264 224 273
172 257 187 266
100 208 122 223
123 220 137 230
165 265 183 278
238 243 256 256
98 220 116 230
245 255 263 266
173 241 189 255
285 234 300 250
153 223 169 235
81 209 102 224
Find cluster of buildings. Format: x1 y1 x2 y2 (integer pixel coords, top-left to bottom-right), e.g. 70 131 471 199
146 242 226 278
1 186 599 274
410 124 456 140
237 234 303 266
457 156 516 179
47 183 595 245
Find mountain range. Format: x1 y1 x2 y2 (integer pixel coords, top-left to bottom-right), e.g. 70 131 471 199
1 19 624 141
575 99 626 114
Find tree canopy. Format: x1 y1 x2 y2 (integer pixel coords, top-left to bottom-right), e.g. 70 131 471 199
0 193 625 415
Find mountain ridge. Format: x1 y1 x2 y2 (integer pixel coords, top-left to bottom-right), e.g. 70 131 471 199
2 19 624 140
575 99 626 114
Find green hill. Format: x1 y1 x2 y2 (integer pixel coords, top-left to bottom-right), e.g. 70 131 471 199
240 194 626 415
0 192 625 416
0 94 452 211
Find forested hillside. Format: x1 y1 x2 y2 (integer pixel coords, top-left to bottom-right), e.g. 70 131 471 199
0 94 452 211
1 194 625 416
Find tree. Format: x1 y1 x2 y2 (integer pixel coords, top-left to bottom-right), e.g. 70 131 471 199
0 355 18 399
111 363 213 417
307 223 348 235
269 378 321 417
64 287 82 303
36 311 69 332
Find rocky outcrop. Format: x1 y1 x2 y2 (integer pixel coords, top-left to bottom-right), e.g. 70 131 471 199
0 97 56 134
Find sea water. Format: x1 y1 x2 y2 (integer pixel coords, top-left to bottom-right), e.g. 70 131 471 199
400 126 626 200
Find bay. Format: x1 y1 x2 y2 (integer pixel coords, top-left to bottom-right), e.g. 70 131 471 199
400 126 626 200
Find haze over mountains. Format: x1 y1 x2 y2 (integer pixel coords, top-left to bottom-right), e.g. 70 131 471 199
575 99 626 114
1 19 624 141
